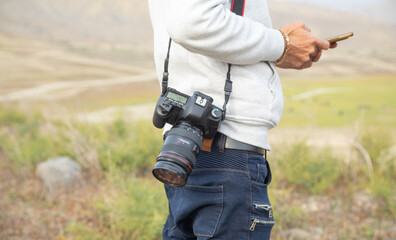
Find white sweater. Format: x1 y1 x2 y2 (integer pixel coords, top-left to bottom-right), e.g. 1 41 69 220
148 0 285 150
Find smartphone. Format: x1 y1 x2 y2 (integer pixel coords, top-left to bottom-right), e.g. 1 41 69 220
326 32 354 43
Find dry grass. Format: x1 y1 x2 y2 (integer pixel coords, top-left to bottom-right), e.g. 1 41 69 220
0 153 102 240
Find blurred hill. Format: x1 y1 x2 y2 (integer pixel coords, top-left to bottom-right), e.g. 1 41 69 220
275 0 396 24
0 0 394 46
269 0 395 48
0 0 152 44
0 0 395 77
357 0 396 24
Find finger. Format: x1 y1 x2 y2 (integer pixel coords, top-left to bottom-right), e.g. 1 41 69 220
315 38 330 50
330 42 338 48
298 57 313 70
310 47 318 58
301 60 313 69
312 50 322 62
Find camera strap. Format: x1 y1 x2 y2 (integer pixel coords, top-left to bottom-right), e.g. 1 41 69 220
231 0 245 16
161 0 245 116
161 38 172 96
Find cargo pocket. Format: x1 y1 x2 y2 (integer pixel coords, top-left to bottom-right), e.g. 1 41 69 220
249 182 275 239
248 155 275 239
250 201 275 231
170 185 223 239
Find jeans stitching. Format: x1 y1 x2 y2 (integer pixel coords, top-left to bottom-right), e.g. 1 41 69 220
169 187 183 234
252 201 271 204
251 179 270 187
169 225 177 233
256 163 260 182
168 186 178 233
184 185 224 190
245 152 250 178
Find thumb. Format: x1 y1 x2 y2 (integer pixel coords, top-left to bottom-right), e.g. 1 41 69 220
315 38 330 50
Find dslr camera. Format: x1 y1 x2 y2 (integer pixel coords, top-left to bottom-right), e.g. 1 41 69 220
152 87 223 187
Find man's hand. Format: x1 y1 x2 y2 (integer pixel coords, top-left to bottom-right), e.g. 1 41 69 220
276 21 336 70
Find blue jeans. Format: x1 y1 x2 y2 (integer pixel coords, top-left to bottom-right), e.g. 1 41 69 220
162 140 274 239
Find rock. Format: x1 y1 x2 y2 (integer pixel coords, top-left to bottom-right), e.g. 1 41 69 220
36 157 83 195
311 227 324 234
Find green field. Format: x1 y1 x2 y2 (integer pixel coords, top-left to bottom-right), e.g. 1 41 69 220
280 75 396 127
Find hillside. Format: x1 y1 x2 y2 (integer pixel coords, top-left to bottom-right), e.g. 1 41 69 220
268 0 395 48
276 0 396 24
354 0 396 24
0 0 395 46
0 0 395 77
0 0 152 44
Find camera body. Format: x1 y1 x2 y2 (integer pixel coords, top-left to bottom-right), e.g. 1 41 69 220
153 88 223 138
152 88 223 187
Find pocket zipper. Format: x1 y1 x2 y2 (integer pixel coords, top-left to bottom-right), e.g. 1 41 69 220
253 203 273 218
250 218 276 231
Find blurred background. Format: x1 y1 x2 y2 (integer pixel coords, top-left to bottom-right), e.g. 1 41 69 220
0 0 395 239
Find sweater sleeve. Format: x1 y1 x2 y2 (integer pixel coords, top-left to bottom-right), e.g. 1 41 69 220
164 0 284 65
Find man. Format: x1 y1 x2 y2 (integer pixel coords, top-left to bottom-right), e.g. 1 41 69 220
148 0 336 239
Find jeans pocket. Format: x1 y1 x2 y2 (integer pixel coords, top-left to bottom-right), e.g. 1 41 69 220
248 154 272 186
256 163 268 184
170 185 223 238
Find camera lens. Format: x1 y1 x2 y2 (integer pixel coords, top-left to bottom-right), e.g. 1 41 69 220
152 122 203 187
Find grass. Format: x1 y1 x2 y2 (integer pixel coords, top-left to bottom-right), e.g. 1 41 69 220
273 142 342 194
92 177 167 240
280 75 396 127
0 107 67 170
1 74 395 239
64 177 167 240
358 129 396 216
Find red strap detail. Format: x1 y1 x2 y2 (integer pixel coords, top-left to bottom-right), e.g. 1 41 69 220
231 0 245 16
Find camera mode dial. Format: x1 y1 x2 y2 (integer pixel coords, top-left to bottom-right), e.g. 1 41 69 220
211 108 222 119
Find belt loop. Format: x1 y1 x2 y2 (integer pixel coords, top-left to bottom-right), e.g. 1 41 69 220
264 150 268 160
219 134 226 153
